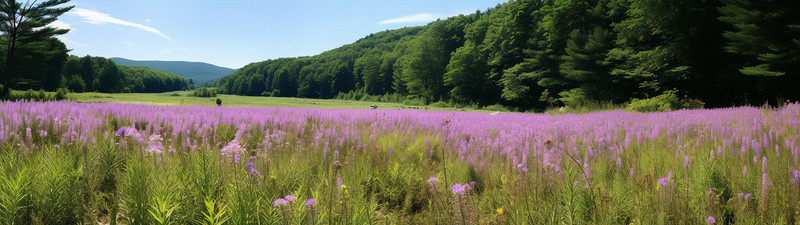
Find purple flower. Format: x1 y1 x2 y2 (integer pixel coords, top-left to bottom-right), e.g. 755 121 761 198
285 195 297 202
707 216 716 223
743 165 748 175
305 198 316 206
616 157 622 167
246 162 262 177
658 170 674 186
629 168 634 176
792 168 800 184
684 155 690 168
273 198 288 206
451 183 469 194
517 163 528 172
427 177 438 185
657 177 670 186
145 143 164 153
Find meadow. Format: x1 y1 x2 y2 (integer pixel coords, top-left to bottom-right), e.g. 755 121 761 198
68 91 482 112
0 101 799 224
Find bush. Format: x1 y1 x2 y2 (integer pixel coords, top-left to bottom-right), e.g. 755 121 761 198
627 90 704 112
402 98 425 106
429 101 451 108
216 98 222 106
482 104 509 112
191 87 217 98
55 88 70 100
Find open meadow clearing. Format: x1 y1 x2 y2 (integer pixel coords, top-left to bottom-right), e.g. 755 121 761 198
1 101 799 224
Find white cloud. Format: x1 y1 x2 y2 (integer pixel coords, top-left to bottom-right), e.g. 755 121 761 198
123 41 133 45
68 8 172 41
145 19 152 22
48 20 73 31
377 13 441 24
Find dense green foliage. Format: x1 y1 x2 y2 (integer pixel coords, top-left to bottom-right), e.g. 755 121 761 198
1 1 190 97
0 0 73 98
62 55 189 93
213 0 800 110
1 41 189 95
111 57 236 85
192 87 217 97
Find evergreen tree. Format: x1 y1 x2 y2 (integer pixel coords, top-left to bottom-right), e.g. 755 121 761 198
719 0 800 102
0 0 73 96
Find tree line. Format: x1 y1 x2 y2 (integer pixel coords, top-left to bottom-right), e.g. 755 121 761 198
213 0 799 110
1 0 188 97
1 40 191 94
61 55 190 93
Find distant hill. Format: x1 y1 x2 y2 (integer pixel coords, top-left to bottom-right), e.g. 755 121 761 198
111 58 236 85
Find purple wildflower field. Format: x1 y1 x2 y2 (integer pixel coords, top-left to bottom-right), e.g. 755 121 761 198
1 101 799 224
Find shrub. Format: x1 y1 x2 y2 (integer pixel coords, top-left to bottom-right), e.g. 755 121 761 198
482 104 509 112
627 90 704 112
55 88 70 100
402 98 425 106
192 87 217 98
216 98 222 106
430 101 451 108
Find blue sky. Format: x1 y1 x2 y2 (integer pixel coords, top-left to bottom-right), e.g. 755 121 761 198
51 0 506 69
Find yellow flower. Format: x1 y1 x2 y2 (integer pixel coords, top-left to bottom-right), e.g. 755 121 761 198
496 208 503 215
340 185 347 190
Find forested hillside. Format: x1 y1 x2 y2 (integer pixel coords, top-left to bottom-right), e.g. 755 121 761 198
111 57 235 85
62 55 190 93
213 0 800 110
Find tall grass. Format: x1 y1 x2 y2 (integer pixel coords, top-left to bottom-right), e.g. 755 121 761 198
1 101 799 224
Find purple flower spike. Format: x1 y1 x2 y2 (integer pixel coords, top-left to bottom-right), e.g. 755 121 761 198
285 195 297 202
657 177 670 186
451 183 467 194
707 216 716 223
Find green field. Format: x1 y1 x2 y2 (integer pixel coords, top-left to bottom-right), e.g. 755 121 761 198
66 91 481 112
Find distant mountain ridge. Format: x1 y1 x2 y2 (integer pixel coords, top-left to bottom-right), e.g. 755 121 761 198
110 58 236 85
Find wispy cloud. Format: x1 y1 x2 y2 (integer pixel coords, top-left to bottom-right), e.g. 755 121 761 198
68 8 172 41
48 20 73 31
377 13 441 24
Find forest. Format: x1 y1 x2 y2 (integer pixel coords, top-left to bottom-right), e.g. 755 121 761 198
0 36 189 94
212 0 799 110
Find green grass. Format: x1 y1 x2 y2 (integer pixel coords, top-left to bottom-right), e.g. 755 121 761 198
66 91 487 112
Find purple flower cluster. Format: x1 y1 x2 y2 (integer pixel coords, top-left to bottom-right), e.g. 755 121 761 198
451 183 472 194
658 170 674 187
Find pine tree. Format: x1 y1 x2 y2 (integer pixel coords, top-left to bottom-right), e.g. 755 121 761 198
719 0 800 101
0 0 73 96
